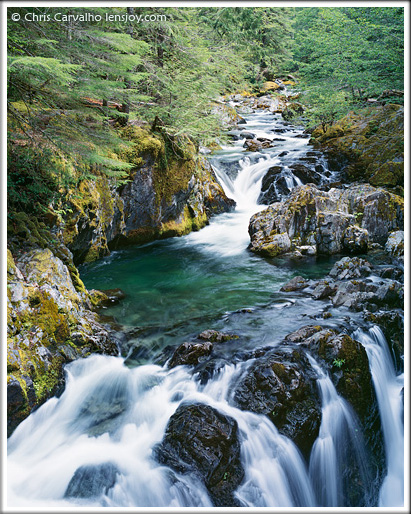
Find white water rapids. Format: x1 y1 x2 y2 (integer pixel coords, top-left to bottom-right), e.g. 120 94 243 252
7 107 404 508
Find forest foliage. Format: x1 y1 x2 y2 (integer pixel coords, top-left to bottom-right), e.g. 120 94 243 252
7 6 404 215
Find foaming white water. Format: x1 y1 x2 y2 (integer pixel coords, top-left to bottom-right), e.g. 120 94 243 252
307 355 372 506
8 357 314 508
7 355 212 507
354 326 404 507
185 154 272 256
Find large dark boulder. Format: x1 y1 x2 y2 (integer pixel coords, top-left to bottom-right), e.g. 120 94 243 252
296 328 374 422
233 345 321 458
289 163 322 185
155 403 244 506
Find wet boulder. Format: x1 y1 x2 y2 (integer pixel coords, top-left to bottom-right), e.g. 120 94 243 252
155 403 244 506
240 131 255 139
257 166 285 204
280 275 309 292
289 163 322 185
233 345 321 458
299 328 374 421
168 341 213 369
65 462 120 499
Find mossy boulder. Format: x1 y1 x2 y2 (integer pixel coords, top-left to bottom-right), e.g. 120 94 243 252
311 104 404 188
62 127 234 263
6 248 118 436
248 184 403 257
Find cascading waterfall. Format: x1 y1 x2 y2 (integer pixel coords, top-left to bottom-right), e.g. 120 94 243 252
354 326 404 507
8 356 316 508
307 355 373 506
7 104 404 508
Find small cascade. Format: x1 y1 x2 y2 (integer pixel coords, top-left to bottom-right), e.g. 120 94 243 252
354 326 404 507
234 413 316 507
307 355 373 506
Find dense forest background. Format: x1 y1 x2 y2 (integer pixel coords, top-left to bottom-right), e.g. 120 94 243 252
7 6 404 217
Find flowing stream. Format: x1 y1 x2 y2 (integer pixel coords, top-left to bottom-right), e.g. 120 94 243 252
7 103 404 508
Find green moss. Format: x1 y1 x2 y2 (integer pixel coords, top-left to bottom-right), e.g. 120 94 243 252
89 289 109 308
153 153 196 205
159 205 206 238
120 126 165 166
369 161 404 187
24 290 70 345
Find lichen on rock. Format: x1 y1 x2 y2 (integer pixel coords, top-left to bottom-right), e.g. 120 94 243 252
248 183 403 257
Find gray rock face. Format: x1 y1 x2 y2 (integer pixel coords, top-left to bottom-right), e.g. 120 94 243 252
385 230 404 257
155 403 244 506
249 184 403 257
65 463 120 499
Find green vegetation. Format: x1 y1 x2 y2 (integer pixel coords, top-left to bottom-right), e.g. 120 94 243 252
7 6 404 220
333 358 346 369
292 7 404 129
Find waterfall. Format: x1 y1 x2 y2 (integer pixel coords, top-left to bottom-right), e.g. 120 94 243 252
354 326 404 507
307 355 373 506
8 357 315 508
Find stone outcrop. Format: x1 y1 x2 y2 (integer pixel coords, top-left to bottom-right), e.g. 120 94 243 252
249 183 403 257
310 104 404 189
60 127 235 264
6 248 119 436
155 403 244 506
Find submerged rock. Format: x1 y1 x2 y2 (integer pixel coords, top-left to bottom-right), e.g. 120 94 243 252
65 462 120 499
155 403 244 506
197 330 239 343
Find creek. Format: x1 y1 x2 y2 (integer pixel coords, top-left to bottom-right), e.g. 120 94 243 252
7 103 404 508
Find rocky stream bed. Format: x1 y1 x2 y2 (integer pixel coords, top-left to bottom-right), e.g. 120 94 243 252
7 90 404 508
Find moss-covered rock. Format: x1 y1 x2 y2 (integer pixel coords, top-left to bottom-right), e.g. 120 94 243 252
248 184 403 257
6 248 118 436
61 127 234 264
311 104 404 189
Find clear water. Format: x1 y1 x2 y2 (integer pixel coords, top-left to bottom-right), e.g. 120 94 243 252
79 109 339 363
